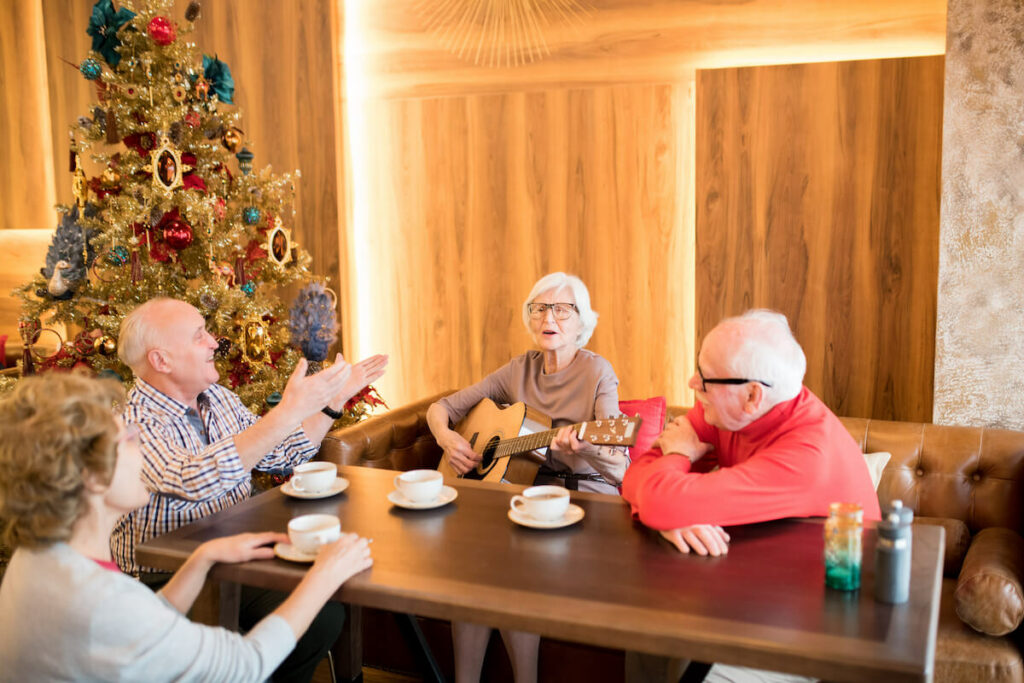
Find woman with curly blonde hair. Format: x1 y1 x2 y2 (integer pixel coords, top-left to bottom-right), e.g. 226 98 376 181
0 372 372 681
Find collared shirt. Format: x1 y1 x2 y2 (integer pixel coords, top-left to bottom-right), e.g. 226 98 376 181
112 379 318 574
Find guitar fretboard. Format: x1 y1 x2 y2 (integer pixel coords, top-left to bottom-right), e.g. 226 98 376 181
492 418 636 459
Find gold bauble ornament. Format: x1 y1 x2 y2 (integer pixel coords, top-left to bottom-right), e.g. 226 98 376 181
101 168 120 185
93 335 117 356
221 127 243 152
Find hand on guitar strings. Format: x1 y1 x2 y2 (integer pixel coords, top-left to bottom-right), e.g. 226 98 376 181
437 430 481 475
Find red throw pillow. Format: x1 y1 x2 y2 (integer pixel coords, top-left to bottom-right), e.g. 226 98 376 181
619 396 667 458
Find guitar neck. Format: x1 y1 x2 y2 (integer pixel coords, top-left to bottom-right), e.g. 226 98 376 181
491 423 586 461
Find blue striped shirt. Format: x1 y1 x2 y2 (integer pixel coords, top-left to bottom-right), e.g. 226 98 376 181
113 379 318 574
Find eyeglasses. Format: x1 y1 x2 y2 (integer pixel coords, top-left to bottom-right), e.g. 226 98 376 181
697 364 773 392
527 302 579 320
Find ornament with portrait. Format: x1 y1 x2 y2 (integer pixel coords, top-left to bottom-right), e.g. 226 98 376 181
266 217 293 267
145 135 192 193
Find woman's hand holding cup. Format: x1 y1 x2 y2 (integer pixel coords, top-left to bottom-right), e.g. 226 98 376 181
307 533 374 587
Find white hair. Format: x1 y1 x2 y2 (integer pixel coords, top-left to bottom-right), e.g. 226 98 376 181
521 272 599 349
712 309 806 404
117 298 175 373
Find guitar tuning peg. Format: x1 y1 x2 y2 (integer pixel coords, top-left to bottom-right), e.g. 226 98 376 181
603 435 610 442
616 436 624 442
595 420 603 427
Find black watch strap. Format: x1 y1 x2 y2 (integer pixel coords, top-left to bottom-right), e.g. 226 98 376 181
322 406 344 420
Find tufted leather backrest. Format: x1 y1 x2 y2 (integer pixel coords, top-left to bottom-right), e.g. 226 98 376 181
666 406 1024 534
318 392 450 471
320 397 1024 535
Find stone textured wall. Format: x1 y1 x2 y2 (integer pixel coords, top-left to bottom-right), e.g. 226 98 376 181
935 0 1024 429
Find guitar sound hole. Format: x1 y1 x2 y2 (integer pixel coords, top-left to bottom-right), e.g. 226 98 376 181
479 437 500 472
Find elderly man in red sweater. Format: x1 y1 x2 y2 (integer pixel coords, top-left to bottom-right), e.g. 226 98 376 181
622 309 881 556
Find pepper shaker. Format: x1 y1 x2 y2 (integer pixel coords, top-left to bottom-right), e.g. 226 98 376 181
875 500 913 603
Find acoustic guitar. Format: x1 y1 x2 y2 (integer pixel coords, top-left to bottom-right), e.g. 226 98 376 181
436 397 642 484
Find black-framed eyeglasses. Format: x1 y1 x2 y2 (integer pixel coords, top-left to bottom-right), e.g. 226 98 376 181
527 302 578 320
697 364 773 392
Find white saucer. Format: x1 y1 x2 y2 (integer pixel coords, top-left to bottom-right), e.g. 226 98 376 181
387 485 458 510
274 542 317 563
508 503 585 529
281 476 349 499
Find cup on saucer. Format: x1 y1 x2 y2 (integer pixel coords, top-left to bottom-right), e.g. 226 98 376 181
393 469 444 504
510 485 570 522
291 462 337 495
287 513 341 555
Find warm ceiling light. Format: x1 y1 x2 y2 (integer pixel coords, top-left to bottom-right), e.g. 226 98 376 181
416 0 591 68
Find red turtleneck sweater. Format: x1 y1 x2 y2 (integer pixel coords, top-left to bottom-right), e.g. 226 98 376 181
622 387 881 529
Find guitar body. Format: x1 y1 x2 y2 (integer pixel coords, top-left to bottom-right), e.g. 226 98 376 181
437 398 550 485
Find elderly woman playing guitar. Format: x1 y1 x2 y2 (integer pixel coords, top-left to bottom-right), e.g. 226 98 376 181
426 271 628 683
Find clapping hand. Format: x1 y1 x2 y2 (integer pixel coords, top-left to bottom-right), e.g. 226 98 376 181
279 357 353 423
328 354 389 410
659 525 730 556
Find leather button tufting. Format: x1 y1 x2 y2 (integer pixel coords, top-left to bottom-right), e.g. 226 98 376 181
916 468 925 476
972 473 982 482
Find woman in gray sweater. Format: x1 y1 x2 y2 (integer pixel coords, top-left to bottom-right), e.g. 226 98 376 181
427 271 628 683
0 372 372 682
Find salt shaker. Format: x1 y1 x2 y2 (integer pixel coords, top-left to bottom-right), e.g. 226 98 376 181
874 500 913 603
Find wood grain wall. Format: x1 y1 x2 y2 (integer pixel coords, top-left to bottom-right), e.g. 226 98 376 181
3 0 342 284
351 83 696 407
696 56 945 421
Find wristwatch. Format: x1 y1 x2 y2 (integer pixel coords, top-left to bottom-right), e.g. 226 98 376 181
322 406 344 420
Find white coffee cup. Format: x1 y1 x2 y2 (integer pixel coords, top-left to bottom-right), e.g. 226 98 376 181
511 485 570 521
291 462 337 494
393 469 444 503
287 514 341 555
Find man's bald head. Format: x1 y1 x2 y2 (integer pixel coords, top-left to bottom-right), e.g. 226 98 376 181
704 310 806 406
118 298 198 374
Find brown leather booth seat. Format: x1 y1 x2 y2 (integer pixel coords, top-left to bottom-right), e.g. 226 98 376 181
319 394 1024 683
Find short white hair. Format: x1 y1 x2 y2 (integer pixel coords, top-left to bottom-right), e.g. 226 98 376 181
118 298 175 373
521 272 599 349
711 309 806 404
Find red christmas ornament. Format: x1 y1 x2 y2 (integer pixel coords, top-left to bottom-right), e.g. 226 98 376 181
163 219 194 250
184 111 201 128
147 16 176 45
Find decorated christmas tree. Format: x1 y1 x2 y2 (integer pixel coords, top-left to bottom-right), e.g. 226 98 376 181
1 0 382 423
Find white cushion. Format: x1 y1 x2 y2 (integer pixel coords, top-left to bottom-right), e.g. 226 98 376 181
862 451 892 491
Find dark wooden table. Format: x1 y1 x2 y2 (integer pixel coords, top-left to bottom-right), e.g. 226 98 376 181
137 465 944 683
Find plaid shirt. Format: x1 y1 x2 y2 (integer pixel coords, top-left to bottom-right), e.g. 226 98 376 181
112 379 318 575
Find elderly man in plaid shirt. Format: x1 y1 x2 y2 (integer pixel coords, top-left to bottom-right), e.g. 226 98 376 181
112 297 387 683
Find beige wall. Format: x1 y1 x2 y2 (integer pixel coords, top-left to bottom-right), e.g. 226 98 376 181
935 0 1024 429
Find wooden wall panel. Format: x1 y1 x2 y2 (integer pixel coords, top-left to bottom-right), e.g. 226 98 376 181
1 0 56 230
40 0 93 211
696 56 944 421
183 0 342 284
353 82 696 408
